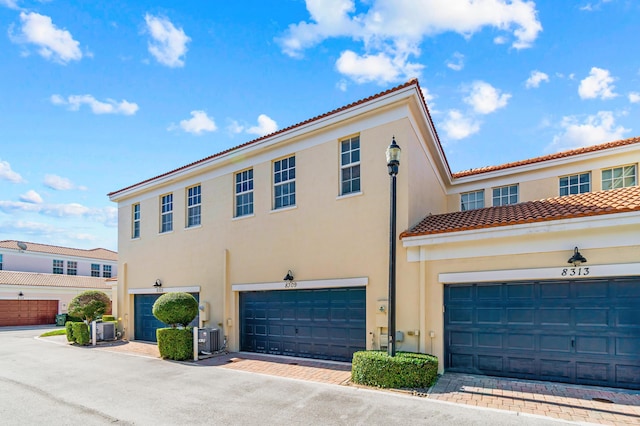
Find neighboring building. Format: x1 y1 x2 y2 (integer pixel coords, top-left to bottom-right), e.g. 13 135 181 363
109 79 639 389
0 240 116 326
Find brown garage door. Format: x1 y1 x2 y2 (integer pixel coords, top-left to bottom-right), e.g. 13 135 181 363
0 300 58 326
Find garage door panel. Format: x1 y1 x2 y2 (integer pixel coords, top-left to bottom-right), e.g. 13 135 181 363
617 337 640 356
540 335 572 352
477 308 501 324
617 366 640 386
541 359 572 379
507 357 536 375
477 333 502 348
577 362 609 382
576 336 608 354
617 308 640 327
576 308 608 326
478 355 502 372
507 308 534 324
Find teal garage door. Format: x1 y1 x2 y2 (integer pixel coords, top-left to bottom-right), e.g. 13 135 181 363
134 293 199 342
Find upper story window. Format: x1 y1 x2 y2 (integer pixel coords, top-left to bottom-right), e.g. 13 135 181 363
103 265 112 278
91 263 100 277
461 190 485 211
0 254 3 270
132 203 140 239
53 259 63 274
602 165 637 190
235 169 254 217
340 136 361 195
560 173 591 196
274 155 296 209
160 193 173 233
492 184 518 206
187 185 202 227
67 261 77 276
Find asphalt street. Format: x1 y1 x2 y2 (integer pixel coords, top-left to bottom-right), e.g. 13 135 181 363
0 326 569 426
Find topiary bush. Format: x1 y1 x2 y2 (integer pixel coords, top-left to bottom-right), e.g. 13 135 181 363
152 292 198 327
65 321 75 342
351 351 438 389
157 328 193 360
71 322 91 346
68 290 112 324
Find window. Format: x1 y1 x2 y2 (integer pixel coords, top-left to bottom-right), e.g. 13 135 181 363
461 190 485 211
274 155 296 209
132 203 140 238
160 194 173 233
187 185 201 227
340 136 361 195
560 173 591 196
235 169 254 217
67 261 77 275
53 259 64 274
602 165 637 190
492 184 518 206
0 254 3 270
103 265 112 278
91 263 100 277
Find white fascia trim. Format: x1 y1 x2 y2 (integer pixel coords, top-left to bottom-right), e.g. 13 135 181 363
232 277 368 292
128 286 201 295
440 263 640 284
402 211 640 248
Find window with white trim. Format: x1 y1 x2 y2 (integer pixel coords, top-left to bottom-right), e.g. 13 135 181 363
340 136 360 195
274 155 296 209
53 259 63 274
602 165 637 190
67 261 77 275
91 263 100 277
186 185 201 227
492 184 518 206
103 265 112 278
0 254 3 270
132 203 140 239
559 173 591 196
235 169 254 217
461 190 484 211
160 194 173 233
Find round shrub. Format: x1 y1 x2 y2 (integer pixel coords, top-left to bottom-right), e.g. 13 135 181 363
68 290 111 324
351 351 438 389
152 292 198 327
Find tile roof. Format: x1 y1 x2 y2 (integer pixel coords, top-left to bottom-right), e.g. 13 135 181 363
0 270 112 289
453 136 640 178
0 240 117 261
400 186 640 238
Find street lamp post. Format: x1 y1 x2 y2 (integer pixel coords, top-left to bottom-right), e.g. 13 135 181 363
386 137 401 357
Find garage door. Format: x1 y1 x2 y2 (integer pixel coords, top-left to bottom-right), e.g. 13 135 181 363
134 293 199 342
444 278 640 390
240 287 366 362
0 300 58 326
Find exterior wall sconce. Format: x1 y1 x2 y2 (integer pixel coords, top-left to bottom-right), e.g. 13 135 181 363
153 279 162 292
567 247 587 266
283 270 294 282
18 291 24 300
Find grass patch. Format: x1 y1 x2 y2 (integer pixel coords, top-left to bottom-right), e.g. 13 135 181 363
40 329 66 337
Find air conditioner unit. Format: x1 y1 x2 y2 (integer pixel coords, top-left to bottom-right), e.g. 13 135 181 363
96 322 116 341
198 328 220 354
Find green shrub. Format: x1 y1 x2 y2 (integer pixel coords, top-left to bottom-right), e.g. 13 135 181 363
66 314 83 323
157 328 193 360
71 322 91 346
68 290 111 324
65 321 75 342
101 315 116 322
351 351 438 389
152 293 198 327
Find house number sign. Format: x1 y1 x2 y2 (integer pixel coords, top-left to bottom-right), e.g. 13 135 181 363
284 281 297 289
560 267 590 277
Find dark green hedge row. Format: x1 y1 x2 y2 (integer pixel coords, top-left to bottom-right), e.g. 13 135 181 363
65 321 91 345
157 328 193 360
351 351 438 389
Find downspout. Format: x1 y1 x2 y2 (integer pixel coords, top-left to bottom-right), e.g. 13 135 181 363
419 247 427 353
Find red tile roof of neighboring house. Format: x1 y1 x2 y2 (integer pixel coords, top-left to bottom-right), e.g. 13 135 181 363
109 79 446 197
0 270 112 289
400 186 640 238
0 240 117 261
453 136 640 178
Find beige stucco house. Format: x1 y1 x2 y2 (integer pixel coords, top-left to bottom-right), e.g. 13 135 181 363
109 79 639 389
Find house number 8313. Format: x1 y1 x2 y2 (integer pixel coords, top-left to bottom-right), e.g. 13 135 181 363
561 267 589 277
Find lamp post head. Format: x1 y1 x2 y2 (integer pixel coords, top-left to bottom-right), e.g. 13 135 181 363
386 137 401 176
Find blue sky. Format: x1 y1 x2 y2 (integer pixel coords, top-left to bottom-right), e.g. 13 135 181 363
0 0 638 252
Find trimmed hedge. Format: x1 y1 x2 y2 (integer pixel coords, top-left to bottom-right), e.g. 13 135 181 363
351 351 438 389
152 293 198 327
65 321 75 342
157 328 193 360
101 315 116 322
71 322 91 346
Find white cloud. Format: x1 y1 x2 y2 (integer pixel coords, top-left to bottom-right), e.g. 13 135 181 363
12 12 82 64
441 110 480 140
247 114 278 136
226 120 245 134
19 190 43 204
421 86 435 106
446 52 464 71
628 92 640 103
0 0 19 9
43 174 86 191
525 70 549 89
336 79 348 92
51 94 139 115
578 67 617 100
0 160 25 183
178 111 217 135
335 50 423 84
0 200 116 226
463 81 511 114
548 111 629 151
145 14 190 68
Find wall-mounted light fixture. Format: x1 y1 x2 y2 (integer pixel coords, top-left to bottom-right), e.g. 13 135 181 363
153 279 162 287
18 291 24 300
567 247 587 266
283 270 294 282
